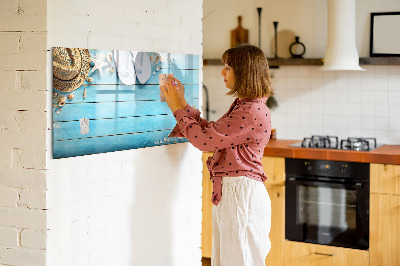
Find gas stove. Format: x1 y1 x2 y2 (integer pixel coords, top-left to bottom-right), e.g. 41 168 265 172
289 135 381 151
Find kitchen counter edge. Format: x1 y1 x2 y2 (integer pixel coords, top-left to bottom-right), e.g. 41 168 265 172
263 139 400 165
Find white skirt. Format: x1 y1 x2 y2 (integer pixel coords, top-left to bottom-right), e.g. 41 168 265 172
212 176 271 266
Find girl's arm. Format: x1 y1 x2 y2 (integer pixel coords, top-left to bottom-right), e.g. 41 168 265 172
164 77 211 137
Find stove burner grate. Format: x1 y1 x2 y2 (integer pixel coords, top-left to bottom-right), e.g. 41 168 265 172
340 137 377 151
301 135 339 149
298 136 378 151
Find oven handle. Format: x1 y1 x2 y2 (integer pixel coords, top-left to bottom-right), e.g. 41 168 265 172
286 177 364 189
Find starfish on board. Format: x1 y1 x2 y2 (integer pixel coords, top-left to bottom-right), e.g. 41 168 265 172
90 53 108 76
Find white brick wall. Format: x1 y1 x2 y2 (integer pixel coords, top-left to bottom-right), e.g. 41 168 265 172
0 227 19 247
0 169 47 189
0 247 46 266
46 1 203 266
0 0 47 32
47 144 203 266
0 0 48 265
21 229 47 250
2 0 203 264
0 187 19 208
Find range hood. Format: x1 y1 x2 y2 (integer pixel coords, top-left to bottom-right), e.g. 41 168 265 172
320 0 365 71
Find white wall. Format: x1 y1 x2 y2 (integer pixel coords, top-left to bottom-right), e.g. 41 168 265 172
203 0 400 145
203 0 400 58
46 0 203 266
0 0 48 265
271 65 400 144
204 64 400 145
203 0 326 59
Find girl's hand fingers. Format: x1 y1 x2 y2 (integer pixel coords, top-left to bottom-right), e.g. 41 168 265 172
160 85 167 95
166 76 180 89
164 82 174 93
165 79 178 93
173 77 183 89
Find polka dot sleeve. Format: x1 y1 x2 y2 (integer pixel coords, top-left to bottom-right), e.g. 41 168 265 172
173 106 256 152
169 104 211 137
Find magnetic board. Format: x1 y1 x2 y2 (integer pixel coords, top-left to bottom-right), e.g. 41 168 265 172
52 48 200 159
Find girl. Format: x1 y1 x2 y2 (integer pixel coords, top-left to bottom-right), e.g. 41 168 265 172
161 44 273 266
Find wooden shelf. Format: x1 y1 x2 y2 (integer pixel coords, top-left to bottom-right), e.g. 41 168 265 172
359 57 400 65
268 58 322 67
203 58 322 67
203 57 400 67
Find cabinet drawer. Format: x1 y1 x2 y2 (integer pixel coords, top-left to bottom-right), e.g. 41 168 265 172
284 241 369 266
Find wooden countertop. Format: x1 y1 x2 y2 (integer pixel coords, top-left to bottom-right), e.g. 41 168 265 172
263 139 400 165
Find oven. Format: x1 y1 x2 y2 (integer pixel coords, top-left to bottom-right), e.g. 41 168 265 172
285 158 370 250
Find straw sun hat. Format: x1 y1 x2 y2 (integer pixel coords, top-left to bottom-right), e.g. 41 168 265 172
53 47 91 92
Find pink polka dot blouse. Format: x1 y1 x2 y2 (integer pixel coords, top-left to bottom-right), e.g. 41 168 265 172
169 97 272 206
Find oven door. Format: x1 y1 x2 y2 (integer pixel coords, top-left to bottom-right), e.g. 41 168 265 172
285 177 369 250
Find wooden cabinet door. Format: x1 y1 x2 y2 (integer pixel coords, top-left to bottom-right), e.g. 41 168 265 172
262 156 285 265
262 156 285 186
370 193 400 266
370 163 400 195
264 184 285 266
284 241 369 266
202 152 213 258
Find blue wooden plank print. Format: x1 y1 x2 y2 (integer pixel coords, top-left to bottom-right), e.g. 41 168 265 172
53 84 199 103
53 115 177 141
53 130 188 159
53 98 199 121
52 47 201 159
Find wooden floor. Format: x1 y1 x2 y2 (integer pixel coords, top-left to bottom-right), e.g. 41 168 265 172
202 257 211 266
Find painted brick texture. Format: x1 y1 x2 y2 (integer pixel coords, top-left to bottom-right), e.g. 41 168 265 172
0 0 48 265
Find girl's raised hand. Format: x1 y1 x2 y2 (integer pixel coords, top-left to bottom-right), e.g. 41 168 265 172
172 77 187 108
160 76 184 113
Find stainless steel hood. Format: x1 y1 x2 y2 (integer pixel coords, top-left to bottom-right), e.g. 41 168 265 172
320 0 365 71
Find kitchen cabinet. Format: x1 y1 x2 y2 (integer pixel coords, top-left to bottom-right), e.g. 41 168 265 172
201 154 286 265
370 163 400 266
264 184 284 265
261 156 285 186
284 241 369 266
202 156 400 265
261 156 285 266
370 163 400 195
202 152 213 258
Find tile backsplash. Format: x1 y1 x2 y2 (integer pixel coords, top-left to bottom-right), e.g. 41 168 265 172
203 65 400 145
271 65 400 144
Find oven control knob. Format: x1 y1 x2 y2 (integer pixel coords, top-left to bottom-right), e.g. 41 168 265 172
340 164 347 174
305 162 312 171
307 165 312 171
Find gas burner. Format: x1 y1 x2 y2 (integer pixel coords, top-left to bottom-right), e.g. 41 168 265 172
340 137 377 151
301 135 339 149
290 136 380 151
